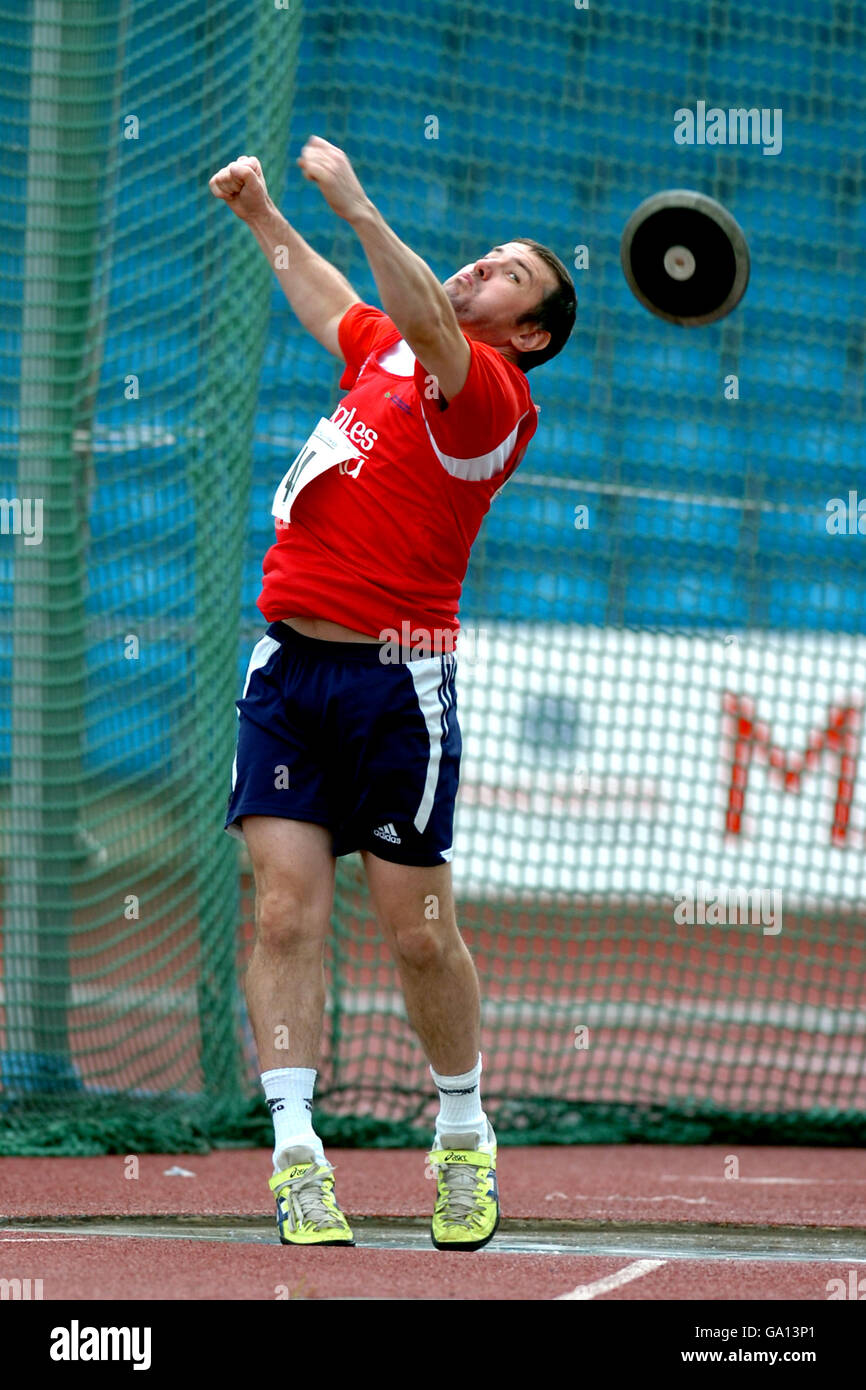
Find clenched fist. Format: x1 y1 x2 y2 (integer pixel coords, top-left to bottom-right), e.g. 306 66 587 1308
208 155 270 222
297 135 371 223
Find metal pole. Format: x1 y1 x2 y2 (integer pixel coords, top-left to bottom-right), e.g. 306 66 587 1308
5 0 114 1093
190 1 302 1108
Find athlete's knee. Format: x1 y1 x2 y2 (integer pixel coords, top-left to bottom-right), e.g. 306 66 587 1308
254 886 327 952
389 920 454 970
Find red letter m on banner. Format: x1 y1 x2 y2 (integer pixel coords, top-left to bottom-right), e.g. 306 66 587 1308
723 694 860 845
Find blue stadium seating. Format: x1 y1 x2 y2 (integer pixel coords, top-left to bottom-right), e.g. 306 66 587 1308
3 0 865 783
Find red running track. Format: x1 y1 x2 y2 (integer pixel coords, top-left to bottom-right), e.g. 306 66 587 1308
1 1145 864 1300
2 1144 865 1224
0 1233 857 1302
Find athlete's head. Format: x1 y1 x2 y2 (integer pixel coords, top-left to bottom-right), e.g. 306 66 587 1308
443 239 576 372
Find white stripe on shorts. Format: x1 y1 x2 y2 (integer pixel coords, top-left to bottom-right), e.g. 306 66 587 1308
231 635 281 792
406 653 455 835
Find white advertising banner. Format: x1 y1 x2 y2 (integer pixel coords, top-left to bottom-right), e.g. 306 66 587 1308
452 626 866 908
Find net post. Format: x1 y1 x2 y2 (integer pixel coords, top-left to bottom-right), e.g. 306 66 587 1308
188 1 303 1114
5 0 117 1096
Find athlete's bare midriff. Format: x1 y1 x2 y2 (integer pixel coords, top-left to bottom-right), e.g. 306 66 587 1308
280 615 382 643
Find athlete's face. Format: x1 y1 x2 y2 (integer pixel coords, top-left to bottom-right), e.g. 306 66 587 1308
443 242 556 360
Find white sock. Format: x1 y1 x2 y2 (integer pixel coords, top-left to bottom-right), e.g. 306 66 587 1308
431 1053 487 1145
261 1067 324 1172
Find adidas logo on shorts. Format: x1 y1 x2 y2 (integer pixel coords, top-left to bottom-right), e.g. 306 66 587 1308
372 822 402 844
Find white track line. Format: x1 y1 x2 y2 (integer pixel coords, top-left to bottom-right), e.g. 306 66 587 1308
555 1258 667 1301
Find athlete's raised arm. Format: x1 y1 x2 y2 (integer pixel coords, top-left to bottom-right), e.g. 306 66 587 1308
297 136 472 402
208 154 361 359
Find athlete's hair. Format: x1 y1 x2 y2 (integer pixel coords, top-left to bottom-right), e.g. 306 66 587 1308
511 238 577 371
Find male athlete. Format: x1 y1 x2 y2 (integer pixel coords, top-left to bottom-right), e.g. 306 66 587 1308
209 138 575 1250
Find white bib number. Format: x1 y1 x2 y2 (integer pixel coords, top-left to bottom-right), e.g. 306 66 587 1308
271 417 362 523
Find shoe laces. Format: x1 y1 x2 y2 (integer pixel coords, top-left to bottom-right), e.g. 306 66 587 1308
436 1161 485 1226
278 1163 339 1232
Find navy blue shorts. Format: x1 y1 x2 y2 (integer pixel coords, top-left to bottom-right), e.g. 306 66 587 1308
225 622 461 866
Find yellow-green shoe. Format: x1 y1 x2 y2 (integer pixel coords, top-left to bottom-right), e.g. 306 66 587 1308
428 1124 499 1251
269 1146 355 1246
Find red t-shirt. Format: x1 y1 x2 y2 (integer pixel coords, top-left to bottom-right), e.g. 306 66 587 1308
258 303 538 642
